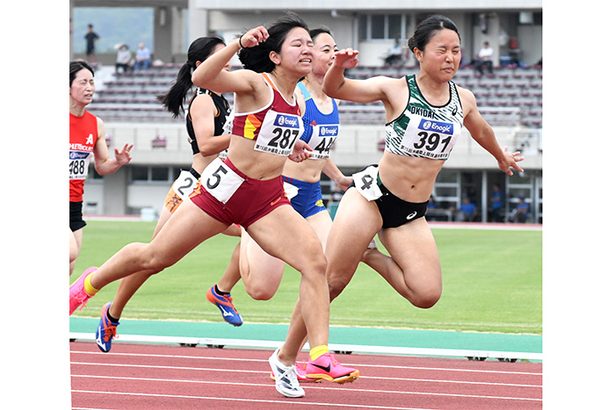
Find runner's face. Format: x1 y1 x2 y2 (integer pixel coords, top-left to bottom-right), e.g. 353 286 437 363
311 33 337 77
277 27 313 77
419 29 461 81
70 69 95 106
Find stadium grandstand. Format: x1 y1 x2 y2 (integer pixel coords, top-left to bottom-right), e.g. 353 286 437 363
71 0 542 223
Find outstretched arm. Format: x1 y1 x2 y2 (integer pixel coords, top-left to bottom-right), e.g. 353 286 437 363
323 49 389 104
460 88 524 176
93 117 133 175
322 158 352 191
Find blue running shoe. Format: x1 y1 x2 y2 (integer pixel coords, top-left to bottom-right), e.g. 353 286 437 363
95 302 120 353
206 285 243 326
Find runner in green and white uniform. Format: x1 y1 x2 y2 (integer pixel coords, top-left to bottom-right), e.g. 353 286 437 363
286 15 525 331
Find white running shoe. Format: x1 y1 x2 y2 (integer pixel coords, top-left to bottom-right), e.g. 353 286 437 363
268 349 305 398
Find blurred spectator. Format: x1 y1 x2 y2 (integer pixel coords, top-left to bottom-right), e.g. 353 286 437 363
456 197 477 222
84 24 99 65
509 197 530 223
475 41 494 75
508 36 521 67
427 194 438 210
384 39 403 66
134 42 152 70
115 44 133 74
489 184 504 222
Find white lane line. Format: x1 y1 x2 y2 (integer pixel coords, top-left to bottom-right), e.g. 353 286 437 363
71 374 541 403
71 388 431 410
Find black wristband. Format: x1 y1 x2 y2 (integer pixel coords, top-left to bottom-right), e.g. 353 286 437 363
238 34 245 49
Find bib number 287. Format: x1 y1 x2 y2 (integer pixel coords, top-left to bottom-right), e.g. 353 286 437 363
268 128 299 150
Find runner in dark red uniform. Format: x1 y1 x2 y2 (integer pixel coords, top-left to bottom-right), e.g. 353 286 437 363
68 14 358 399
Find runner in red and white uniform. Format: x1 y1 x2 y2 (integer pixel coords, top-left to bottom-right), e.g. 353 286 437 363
69 61 133 275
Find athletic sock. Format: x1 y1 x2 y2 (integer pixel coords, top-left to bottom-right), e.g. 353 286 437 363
83 274 99 297
309 345 329 361
107 308 120 323
215 284 230 296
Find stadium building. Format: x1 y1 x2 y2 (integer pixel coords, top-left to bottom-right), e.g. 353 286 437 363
71 0 542 223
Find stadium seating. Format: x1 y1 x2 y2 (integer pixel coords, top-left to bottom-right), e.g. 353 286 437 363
88 64 542 128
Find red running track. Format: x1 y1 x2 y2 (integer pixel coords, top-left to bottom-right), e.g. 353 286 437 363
70 341 542 409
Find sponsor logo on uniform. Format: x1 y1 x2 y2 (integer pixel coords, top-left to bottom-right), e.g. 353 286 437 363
418 119 454 135
275 114 299 128
318 125 339 137
69 151 91 160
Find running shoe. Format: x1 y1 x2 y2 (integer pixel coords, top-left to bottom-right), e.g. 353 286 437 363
268 349 305 398
270 361 320 383
69 266 97 315
206 285 243 326
95 302 120 353
305 352 360 383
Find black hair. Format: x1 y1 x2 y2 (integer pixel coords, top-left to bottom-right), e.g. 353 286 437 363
69 60 94 86
238 12 309 73
407 15 460 53
309 27 332 40
158 36 226 117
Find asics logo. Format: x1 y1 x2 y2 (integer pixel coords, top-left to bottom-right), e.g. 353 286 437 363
95 334 105 349
219 306 234 317
311 363 331 372
406 211 417 220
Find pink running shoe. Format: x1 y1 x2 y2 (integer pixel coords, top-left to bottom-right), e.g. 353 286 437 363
305 353 360 383
69 267 97 315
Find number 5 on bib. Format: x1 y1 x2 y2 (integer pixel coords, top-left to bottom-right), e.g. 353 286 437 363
202 158 245 204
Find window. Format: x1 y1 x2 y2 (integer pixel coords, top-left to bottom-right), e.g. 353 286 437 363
388 15 401 40
131 165 149 181
371 15 385 39
151 166 169 181
358 14 405 40
129 165 176 183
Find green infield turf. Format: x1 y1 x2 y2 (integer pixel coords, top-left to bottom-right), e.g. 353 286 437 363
71 220 541 334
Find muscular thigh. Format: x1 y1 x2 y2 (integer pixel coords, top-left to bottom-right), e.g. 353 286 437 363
148 200 229 266
246 204 324 273
326 189 382 280
379 218 441 288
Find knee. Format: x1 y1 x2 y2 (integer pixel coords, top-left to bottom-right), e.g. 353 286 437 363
327 275 349 301
300 253 327 281
410 287 442 309
245 284 275 301
128 243 169 274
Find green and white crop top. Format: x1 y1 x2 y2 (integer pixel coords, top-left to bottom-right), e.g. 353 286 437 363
384 74 463 160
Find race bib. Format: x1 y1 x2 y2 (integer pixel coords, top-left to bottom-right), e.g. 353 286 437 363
352 165 382 201
308 124 338 160
400 118 457 160
283 182 299 200
202 158 245 204
254 110 303 156
69 151 91 180
171 170 199 201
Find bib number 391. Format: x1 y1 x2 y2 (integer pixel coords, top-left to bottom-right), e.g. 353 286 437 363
202 158 245 204
352 165 382 201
